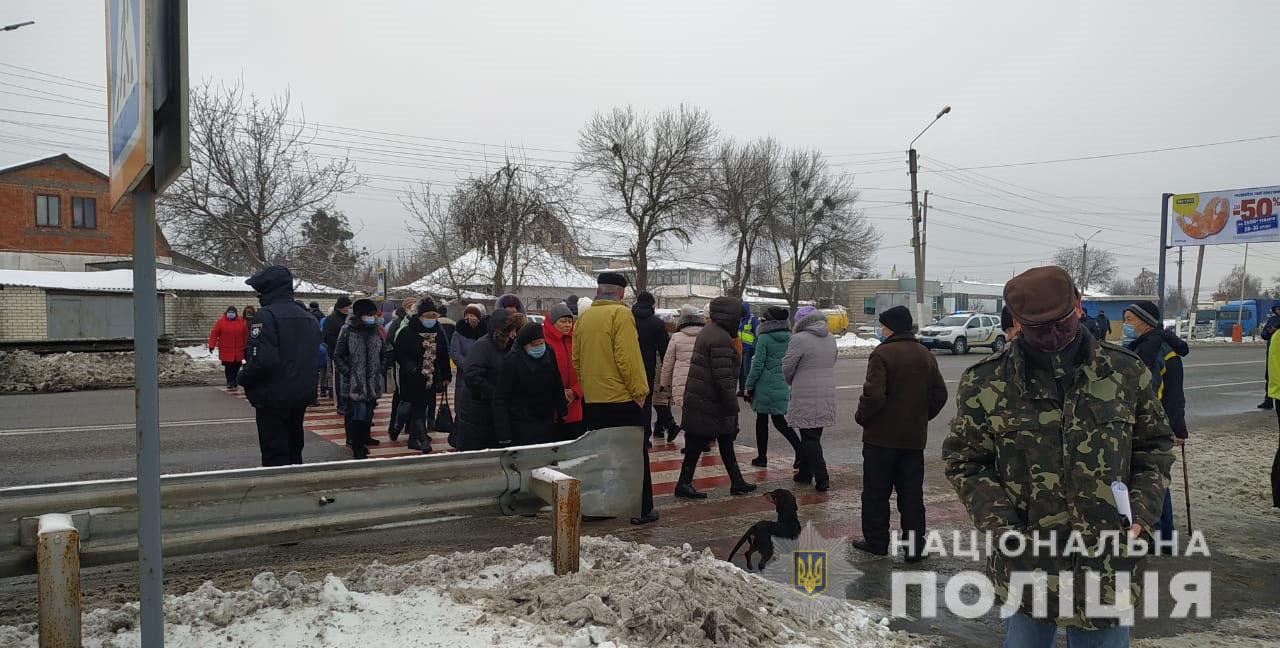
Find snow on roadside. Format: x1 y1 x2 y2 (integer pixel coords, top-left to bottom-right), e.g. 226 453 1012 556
0 349 221 393
178 345 222 365
0 536 929 648
837 335 879 349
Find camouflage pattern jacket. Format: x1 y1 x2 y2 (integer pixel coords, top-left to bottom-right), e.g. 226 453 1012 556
942 332 1174 629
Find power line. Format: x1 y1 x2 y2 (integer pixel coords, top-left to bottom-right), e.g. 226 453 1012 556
922 135 1280 172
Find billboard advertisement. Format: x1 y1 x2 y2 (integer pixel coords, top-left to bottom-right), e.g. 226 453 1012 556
1170 185 1280 246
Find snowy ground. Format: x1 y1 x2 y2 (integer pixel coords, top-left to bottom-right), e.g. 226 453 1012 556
177 345 223 366
0 537 932 648
836 335 879 358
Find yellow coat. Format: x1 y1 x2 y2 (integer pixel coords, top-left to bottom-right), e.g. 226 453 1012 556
572 299 650 404
1268 337 1280 400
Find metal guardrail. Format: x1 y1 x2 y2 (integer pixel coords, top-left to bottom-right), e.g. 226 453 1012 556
0 426 643 579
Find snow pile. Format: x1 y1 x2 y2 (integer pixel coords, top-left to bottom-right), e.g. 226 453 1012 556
837 335 879 349
0 349 221 392
0 537 927 648
177 345 221 366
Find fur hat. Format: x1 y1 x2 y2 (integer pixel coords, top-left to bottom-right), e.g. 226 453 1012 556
550 303 574 323
334 296 353 309
496 293 526 313
353 298 378 317
878 305 913 334
463 303 486 319
516 322 546 347
415 297 439 316
636 291 656 306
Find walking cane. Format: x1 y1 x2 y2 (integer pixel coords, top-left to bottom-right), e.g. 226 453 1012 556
1181 443 1193 534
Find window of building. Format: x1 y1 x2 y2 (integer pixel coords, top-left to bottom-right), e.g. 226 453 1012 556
72 197 97 229
863 298 876 315
35 194 60 227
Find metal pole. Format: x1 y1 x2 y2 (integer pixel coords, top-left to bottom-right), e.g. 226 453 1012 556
1079 243 1089 291
1158 193 1171 316
922 190 929 317
132 186 164 646
1176 246 1184 332
909 148 925 327
1238 243 1250 337
1180 444 1193 534
1190 246 1205 339
37 514 80 648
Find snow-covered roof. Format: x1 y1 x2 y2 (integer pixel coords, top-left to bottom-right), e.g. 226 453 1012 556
601 259 726 274
397 247 596 293
0 269 347 295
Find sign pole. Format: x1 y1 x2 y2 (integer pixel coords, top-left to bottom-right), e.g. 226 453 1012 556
1157 193 1171 317
131 184 164 646
1238 243 1250 339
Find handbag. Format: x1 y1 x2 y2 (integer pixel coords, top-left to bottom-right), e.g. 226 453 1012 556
431 389 454 434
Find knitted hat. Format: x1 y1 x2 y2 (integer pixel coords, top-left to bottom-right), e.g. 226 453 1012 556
516 322 545 347
765 306 789 321
496 293 526 313
878 305 913 334
463 303 485 319
636 291 656 306
1126 301 1161 328
795 305 818 322
335 296 353 309
597 272 628 288
550 303 574 322
353 298 378 317
308 301 320 310
415 297 439 316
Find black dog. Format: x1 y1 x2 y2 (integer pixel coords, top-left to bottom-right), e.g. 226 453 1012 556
727 488 800 571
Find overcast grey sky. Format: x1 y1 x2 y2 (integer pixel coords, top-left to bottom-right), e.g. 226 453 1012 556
2 0 1277 302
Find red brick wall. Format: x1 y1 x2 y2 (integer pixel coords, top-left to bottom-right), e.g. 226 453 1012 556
0 156 170 257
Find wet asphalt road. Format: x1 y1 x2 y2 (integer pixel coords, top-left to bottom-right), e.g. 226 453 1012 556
0 342 1265 486
0 342 1271 644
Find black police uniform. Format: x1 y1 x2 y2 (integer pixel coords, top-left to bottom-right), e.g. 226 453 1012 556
237 266 322 466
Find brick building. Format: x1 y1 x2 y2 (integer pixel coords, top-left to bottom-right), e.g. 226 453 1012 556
0 154 173 271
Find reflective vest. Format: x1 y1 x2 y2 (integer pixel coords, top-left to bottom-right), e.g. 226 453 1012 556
740 319 756 346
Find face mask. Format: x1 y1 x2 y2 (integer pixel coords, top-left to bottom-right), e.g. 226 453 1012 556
422 318 437 329
1018 313 1080 353
526 344 547 359
227 312 237 320
1122 323 1138 340
361 316 376 326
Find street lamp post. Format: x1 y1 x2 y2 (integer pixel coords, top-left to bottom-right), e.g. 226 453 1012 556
1074 229 1102 292
909 105 950 328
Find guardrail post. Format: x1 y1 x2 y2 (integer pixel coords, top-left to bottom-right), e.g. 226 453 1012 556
36 513 80 648
531 467 581 576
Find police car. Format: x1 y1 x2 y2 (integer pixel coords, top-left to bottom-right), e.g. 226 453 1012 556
917 311 1006 355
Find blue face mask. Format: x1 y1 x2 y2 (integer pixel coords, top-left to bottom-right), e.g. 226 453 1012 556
422 318 437 329
226 312 237 320
1122 323 1137 340
361 316 377 326
526 344 547 359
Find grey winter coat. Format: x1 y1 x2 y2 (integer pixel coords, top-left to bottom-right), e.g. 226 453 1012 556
333 317 386 402
782 311 838 429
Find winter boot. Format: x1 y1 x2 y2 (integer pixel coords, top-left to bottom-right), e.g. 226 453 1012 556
666 423 681 443
674 449 705 499
1260 398 1274 410
751 457 768 468
723 452 757 495
674 483 708 499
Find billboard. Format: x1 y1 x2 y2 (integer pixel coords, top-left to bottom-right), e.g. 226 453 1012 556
1170 185 1280 247
106 0 151 209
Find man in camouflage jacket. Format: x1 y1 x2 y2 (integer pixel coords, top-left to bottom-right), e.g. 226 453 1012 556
943 266 1174 638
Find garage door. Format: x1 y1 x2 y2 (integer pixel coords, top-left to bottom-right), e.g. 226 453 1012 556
46 293 165 340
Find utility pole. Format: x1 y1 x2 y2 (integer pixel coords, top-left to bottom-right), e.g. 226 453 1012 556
1074 230 1102 292
908 106 950 329
1176 246 1184 327
1190 246 1205 338
922 190 929 315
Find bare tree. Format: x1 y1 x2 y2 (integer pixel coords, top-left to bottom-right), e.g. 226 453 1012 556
1052 246 1118 292
1132 268 1159 296
158 81 362 274
576 105 717 292
1108 279 1136 295
401 183 484 301
1213 265 1263 301
704 137 782 297
448 160 578 294
767 149 880 312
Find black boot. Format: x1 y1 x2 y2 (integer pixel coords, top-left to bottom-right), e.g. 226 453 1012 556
674 447 705 498
674 483 708 499
1260 398 1274 410
722 448 757 495
851 539 888 556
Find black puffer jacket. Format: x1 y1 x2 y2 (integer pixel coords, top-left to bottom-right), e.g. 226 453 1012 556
632 302 670 385
494 346 567 446
321 306 347 356
237 266 321 408
681 296 742 439
456 310 514 450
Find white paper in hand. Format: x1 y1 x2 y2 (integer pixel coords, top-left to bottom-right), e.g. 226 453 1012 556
1111 480 1132 525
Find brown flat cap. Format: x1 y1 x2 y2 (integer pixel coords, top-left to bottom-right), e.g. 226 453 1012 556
1004 266 1077 325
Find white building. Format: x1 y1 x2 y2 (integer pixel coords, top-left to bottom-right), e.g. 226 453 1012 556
594 259 727 308
939 280 1006 315
398 247 596 313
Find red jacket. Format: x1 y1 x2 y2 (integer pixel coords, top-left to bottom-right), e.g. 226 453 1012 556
543 318 583 424
208 314 249 363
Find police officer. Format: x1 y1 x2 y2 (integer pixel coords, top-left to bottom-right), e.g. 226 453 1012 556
943 266 1174 646
237 266 322 467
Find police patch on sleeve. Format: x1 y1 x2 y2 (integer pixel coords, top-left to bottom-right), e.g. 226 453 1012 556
250 323 263 338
